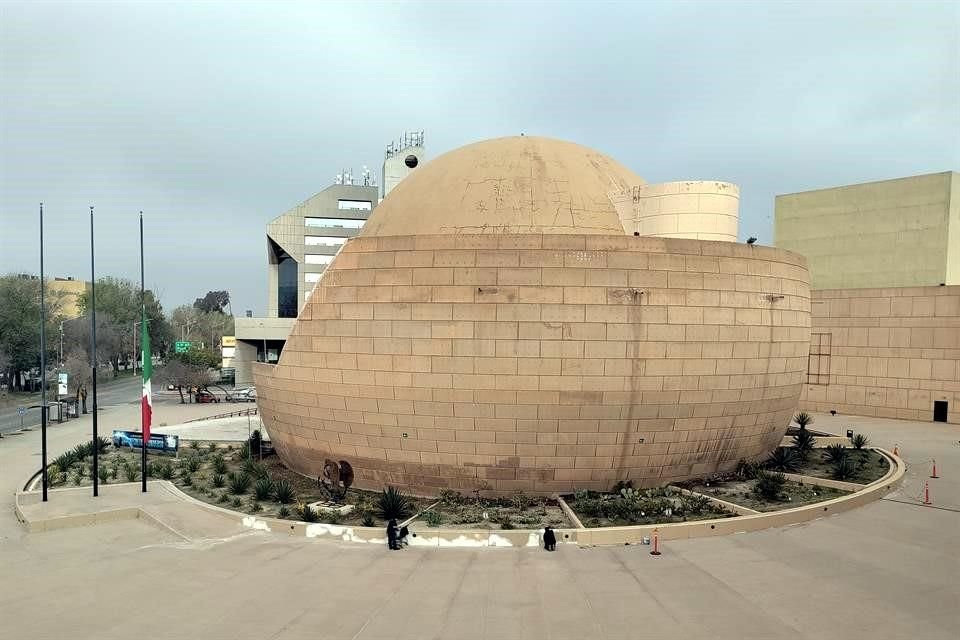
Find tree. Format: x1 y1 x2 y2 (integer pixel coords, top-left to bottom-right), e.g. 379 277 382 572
171 347 221 370
62 349 92 413
0 274 65 391
156 359 213 403
193 290 230 314
170 304 234 350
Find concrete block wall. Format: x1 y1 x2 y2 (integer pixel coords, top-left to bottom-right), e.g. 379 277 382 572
802 285 960 424
254 234 810 496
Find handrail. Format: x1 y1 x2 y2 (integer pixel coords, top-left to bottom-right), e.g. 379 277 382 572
183 407 258 423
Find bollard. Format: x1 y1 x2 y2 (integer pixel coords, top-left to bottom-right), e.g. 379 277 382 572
650 528 662 556
923 480 932 505
930 460 939 479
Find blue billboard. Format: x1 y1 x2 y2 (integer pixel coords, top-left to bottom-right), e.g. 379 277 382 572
112 430 180 453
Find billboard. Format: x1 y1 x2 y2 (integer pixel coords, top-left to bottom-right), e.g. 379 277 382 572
112 430 180 453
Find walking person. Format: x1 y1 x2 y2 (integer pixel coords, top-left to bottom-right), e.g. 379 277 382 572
543 526 556 552
387 518 399 550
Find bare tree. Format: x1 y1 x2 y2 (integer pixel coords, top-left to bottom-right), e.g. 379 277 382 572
156 360 213 403
62 348 92 413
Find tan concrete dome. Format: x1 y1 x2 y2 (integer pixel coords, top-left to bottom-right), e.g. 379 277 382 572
360 136 645 237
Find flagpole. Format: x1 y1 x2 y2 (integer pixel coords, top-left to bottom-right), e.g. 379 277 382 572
90 206 99 497
140 212 147 492
40 203 48 502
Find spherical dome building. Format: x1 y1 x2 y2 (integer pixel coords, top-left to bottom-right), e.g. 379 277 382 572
254 136 811 496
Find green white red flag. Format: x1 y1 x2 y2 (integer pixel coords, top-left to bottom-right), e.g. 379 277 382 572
141 318 152 441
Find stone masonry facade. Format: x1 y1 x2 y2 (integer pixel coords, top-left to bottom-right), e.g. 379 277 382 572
254 234 811 496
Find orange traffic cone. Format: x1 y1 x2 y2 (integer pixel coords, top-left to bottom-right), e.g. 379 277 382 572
650 528 662 556
923 481 932 505
931 460 939 479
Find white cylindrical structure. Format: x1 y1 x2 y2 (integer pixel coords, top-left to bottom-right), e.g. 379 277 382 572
613 181 739 242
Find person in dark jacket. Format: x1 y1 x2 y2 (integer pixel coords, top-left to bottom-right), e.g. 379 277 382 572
543 526 557 551
387 519 399 550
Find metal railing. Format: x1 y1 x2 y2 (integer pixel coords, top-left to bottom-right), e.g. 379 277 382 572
183 406 258 423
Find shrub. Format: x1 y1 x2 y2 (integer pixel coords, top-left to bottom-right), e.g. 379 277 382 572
110 466 118 480
851 433 870 450
211 454 227 475
321 509 343 525
754 471 787 501
231 496 242 508
766 448 800 472
791 430 817 460
190 440 200 450
53 453 75 474
72 468 83 485
74 443 90 462
181 474 193 487
679 493 711 515
97 465 109 485
438 489 466 506
185 455 202 473
47 463 64 486
278 505 291 519
227 472 251 495
824 444 849 464
211 473 225 488
496 515 515 530
361 511 376 527
735 459 763 480
208 442 218 454
93 436 110 454
611 480 634 493
794 412 814 430
254 477 274 501
217 492 229 504
156 462 175 480
423 510 443 527
377 486 413 520
273 479 295 504
249 501 262 513
123 463 138 483
242 458 270 479
300 504 318 523
831 457 859 481
237 441 251 460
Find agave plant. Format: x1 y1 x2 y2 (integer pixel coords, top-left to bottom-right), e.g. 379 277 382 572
753 470 787 500
824 444 849 464
185 455 202 474
254 477 275 501
73 443 90 462
766 447 800 472
93 436 111 454
377 486 412 520
211 473 225 489
53 452 76 473
300 503 319 523
123 462 138 482
273 479 295 504
794 412 814 431
791 430 817 460
735 459 762 480
97 465 109 485
211 454 227 475
851 433 870 450
277 505 291 519
831 457 859 481
227 471 251 495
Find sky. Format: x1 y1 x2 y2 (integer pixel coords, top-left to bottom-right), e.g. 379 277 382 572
1 1 958 316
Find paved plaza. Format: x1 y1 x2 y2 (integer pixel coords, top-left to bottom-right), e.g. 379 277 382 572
1 403 958 640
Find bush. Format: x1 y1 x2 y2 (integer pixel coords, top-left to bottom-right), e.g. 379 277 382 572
93 436 111 454
438 489 466 506
74 443 90 462
208 442 218 454
273 479 295 504
217 492 229 504
190 440 200 451
211 473 225 488
97 465 109 485
678 493 711 515
278 505 291 519
791 430 817 460
72 467 83 485
361 511 376 527
185 455 202 474
242 458 270 479
155 462 175 480
211 454 227 475
181 473 193 487
123 462 138 483
824 444 849 464
321 509 343 525
300 504 318 523
612 480 634 493
254 477 274 501
851 433 870 450
231 496 242 508
753 471 787 500
735 459 763 479
423 510 442 527
249 501 262 513
831 457 859 481
377 486 413 520
227 471 251 495
496 515 515 530
53 452 76 473
47 463 65 486
766 448 800 472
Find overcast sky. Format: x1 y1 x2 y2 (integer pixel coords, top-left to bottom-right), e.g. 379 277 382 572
1 1 957 316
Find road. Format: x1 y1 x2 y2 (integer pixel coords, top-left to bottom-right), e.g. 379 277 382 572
0 375 145 435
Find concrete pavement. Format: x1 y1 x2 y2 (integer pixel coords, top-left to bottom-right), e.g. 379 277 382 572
1 410 958 639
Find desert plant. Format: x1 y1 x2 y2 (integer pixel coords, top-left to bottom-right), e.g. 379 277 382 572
619 487 641 501
438 489 466 506
273 479 295 504
753 471 787 501
300 504 318 523
123 462 138 482
361 511 376 527
679 493 711 515
231 496 242 508
377 486 413 520
612 480 634 493
735 459 763 480
157 462 175 480
791 430 817 460
249 501 262 513
110 466 118 480
254 477 274 501
190 440 200 451
824 444 849 464
794 412 814 430
496 514 515 530
278 505 291 519
851 433 870 450
73 443 90 462
211 473 225 488
53 452 75 473
422 510 443 527
208 442 218 454
72 467 83 485
46 463 64 486
211 454 227 475
237 441 251 460
93 436 110 454
831 456 859 481
185 455 202 474
321 509 343 525
227 471 251 495
217 492 229 504
97 465 109 485
181 473 193 487
767 447 800 472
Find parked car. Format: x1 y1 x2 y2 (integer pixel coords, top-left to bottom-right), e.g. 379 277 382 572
195 390 220 403
234 388 257 403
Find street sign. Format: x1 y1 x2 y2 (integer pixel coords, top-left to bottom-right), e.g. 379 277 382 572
175 341 192 353
57 373 68 396
17 407 26 416
221 336 236 347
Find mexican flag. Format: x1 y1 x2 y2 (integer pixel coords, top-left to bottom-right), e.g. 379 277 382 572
141 317 152 441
